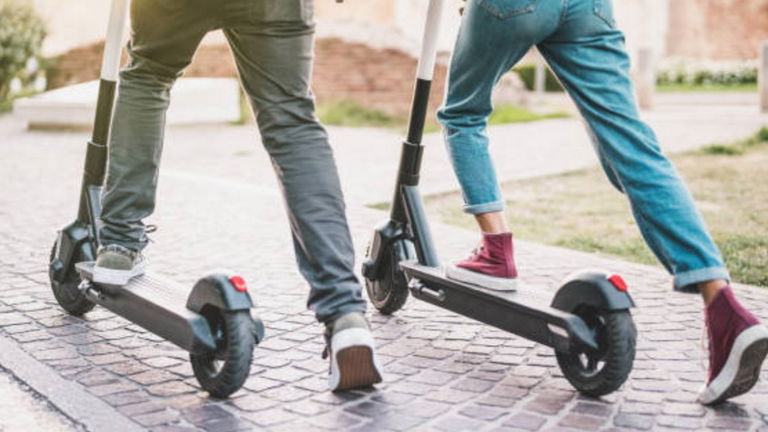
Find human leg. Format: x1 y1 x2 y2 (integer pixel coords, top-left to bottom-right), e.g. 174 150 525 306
538 0 766 403
95 0 211 283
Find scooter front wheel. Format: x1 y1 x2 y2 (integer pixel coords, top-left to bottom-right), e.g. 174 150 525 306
190 309 255 398
364 239 414 315
49 243 95 316
555 306 636 397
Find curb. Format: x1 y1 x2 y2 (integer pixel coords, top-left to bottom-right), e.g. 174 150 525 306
0 334 144 432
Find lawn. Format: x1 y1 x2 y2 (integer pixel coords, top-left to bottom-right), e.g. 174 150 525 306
424 128 768 287
316 100 568 134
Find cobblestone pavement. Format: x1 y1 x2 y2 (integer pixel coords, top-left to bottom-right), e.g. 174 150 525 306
1 116 767 432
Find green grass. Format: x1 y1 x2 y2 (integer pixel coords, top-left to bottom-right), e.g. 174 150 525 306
656 82 758 93
489 105 569 125
317 100 568 133
423 127 768 287
317 100 403 129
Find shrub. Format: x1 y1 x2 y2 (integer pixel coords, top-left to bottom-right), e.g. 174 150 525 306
0 0 46 102
512 63 564 92
656 58 757 86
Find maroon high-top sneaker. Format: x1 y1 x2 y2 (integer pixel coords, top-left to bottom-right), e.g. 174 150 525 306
445 232 517 291
698 286 768 405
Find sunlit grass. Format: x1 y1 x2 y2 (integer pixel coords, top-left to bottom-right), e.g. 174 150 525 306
425 128 768 287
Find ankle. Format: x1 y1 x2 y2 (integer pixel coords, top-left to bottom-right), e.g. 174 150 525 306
700 279 728 307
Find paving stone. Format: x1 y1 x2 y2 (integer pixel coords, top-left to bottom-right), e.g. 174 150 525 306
613 413 655 430
145 381 198 397
459 404 507 421
406 370 457 386
525 395 570 415
198 415 254 432
571 401 615 417
129 370 179 386
434 415 486 432
705 417 753 430
182 404 232 426
451 377 496 393
133 409 180 427
654 415 704 430
502 412 548 431
368 411 426 431
307 411 365 429
86 380 140 397
558 413 607 430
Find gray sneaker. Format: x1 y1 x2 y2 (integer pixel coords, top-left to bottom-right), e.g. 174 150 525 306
324 312 383 391
93 244 147 285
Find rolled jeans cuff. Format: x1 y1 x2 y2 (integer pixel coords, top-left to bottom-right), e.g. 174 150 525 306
463 200 505 215
674 266 731 293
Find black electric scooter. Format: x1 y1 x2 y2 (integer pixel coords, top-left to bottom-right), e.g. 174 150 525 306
363 0 637 396
47 0 264 398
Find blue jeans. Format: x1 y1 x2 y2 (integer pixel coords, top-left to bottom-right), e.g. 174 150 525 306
437 0 729 291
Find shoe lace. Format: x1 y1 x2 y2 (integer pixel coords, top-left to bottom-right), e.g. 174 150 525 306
467 242 484 260
145 224 158 244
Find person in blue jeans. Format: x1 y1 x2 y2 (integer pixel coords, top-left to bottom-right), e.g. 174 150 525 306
437 0 768 404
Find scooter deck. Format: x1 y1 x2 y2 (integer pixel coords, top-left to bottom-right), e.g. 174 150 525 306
401 261 597 353
76 262 217 354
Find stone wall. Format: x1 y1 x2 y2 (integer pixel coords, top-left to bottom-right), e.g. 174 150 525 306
46 38 446 116
667 0 768 60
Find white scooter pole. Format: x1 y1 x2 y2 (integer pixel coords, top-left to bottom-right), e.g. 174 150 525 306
77 0 129 226
406 0 446 144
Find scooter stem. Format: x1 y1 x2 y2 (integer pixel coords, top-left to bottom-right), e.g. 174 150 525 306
405 0 445 145
101 0 129 83
76 0 128 226
416 0 445 83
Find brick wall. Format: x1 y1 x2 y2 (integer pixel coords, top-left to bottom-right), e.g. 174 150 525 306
47 38 446 116
667 0 768 60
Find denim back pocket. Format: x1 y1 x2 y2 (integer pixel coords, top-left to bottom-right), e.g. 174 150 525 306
475 0 538 19
593 0 616 27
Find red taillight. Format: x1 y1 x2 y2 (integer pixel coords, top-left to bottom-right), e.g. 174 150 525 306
608 274 628 292
230 276 248 292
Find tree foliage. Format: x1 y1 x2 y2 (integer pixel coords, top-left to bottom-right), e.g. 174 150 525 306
0 0 46 101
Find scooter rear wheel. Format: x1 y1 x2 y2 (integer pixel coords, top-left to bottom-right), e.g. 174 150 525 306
190 309 254 398
364 239 414 315
49 243 95 316
555 307 636 397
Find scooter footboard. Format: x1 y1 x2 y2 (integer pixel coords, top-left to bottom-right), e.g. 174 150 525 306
402 261 598 353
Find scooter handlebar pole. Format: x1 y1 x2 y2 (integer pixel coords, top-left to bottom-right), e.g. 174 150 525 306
78 0 129 223
100 0 129 82
416 0 445 83
391 0 445 225
405 0 445 146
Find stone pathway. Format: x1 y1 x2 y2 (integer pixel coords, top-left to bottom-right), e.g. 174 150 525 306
0 94 767 431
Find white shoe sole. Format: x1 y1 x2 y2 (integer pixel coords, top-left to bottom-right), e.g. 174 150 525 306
92 261 147 286
329 328 383 391
445 265 517 292
698 324 768 405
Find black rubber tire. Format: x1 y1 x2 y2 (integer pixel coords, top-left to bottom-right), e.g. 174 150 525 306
190 309 254 398
556 308 636 397
364 239 413 315
49 243 95 316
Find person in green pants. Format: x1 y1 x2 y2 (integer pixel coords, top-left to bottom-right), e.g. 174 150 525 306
93 0 382 392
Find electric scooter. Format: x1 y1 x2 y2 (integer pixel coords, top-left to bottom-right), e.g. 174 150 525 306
47 0 264 398
362 0 637 396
